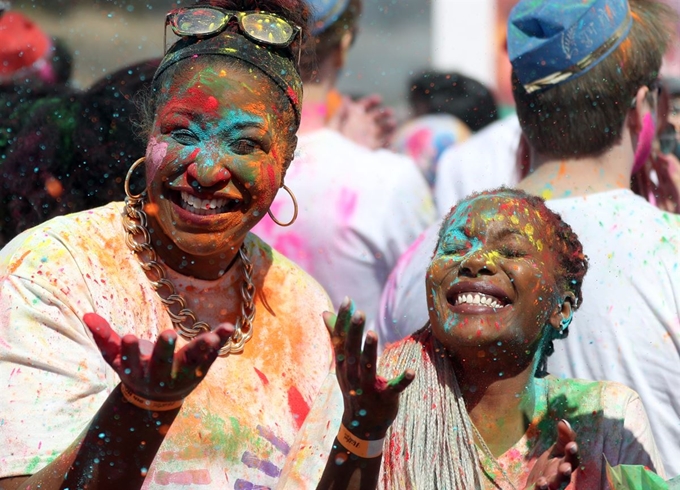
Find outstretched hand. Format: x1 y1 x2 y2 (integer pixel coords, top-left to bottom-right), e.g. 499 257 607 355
525 420 580 490
83 313 234 402
325 298 415 438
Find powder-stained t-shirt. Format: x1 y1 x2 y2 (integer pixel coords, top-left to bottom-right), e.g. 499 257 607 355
0 202 334 489
547 190 680 478
279 344 664 489
252 128 436 329
376 189 680 477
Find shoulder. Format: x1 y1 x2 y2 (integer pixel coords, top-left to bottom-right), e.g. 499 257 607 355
544 376 641 418
1 203 126 275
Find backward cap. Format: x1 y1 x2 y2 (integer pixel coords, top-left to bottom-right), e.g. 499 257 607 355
306 0 350 35
508 0 632 94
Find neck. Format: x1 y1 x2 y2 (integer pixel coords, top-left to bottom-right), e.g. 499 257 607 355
454 351 539 457
298 79 336 134
144 212 243 281
517 132 634 200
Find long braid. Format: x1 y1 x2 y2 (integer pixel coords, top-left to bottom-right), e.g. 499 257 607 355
377 326 483 490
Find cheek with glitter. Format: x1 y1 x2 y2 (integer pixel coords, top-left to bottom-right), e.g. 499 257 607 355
146 137 169 183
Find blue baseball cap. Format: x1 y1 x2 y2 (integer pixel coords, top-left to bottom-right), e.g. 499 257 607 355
307 0 350 35
508 0 633 94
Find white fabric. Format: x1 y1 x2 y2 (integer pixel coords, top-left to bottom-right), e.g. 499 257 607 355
434 115 522 216
547 190 680 478
376 189 680 477
0 203 334 488
252 128 436 326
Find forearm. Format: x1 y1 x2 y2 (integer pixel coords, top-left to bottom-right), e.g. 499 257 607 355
316 437 383 490
15 384 179 490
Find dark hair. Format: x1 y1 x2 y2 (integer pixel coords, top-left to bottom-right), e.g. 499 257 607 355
512 0 675 158
437 187 589 376
409 71 498 132
0 59 158 247
299 0 361 83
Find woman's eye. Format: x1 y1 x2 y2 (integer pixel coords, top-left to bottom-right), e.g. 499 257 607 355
499 247 526 258
232 139 261 155
170 129 199 146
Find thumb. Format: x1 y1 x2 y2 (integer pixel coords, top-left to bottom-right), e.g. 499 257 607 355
83 312 121 364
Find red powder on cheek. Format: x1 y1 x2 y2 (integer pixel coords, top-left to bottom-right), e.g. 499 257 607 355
267 165 277 188
189 148 200 160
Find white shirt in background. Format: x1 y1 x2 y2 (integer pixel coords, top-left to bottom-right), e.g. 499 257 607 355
253 128 436 327
434 115 522 216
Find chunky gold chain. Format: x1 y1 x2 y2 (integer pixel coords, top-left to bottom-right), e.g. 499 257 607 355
122 195 256 357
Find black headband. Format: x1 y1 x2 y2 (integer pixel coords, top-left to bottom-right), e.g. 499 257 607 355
153 32 302 124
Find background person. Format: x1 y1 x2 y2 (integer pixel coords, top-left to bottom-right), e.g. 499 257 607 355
252 0 435 328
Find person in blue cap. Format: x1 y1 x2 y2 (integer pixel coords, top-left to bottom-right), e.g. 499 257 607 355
509 0 680 479
252 0 435 333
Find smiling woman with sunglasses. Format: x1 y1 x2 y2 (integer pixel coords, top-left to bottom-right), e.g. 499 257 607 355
0 1 348 489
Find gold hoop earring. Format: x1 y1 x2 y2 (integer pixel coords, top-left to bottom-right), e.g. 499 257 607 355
124 157 146 202
267 184 298 227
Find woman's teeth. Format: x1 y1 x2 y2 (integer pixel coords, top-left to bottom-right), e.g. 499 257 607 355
454 293 505 309
180 191 237 215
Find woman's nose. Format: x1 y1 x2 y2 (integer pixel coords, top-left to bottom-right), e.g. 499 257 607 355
186 161 232 189
459 249 497 277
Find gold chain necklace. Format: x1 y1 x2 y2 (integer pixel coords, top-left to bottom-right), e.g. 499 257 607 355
122 196 256 357
471 422 519 490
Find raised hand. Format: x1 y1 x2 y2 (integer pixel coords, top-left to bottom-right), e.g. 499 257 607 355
325 298 414 438
328 94 398 151
525 419 580 490
83 313 234 402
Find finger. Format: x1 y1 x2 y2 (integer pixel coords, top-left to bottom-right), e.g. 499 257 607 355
332 297 354 358
83 313 122 366
180 332 220 380
564 441 579 471
360 331 379 389
534 477 549 490
120 334 143 380
358 94 383 112
555 419 577 455
149 329 178 388
387 368 416 395
345 310 365 385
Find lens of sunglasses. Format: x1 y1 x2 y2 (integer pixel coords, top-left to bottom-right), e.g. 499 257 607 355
241 13 295 46
173 8 226 36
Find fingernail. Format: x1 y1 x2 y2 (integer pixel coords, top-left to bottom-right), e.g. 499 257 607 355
568 444 578 455
561 419 572 431
340 297 350 309
365 334 375 345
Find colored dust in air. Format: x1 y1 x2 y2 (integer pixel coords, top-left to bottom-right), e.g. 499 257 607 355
144 203 160 216
45 177 64 198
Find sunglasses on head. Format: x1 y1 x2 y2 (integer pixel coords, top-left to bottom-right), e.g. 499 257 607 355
164 7 301 59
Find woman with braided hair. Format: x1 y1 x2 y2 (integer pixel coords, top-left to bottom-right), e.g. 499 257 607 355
283 188 664 489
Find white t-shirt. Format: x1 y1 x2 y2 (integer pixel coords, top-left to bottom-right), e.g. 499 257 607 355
376 189 680 477
0 203 334 488
547 190 680 478
252 128 436 326
434 115 522 216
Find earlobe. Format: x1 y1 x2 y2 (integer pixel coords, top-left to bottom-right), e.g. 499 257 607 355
549 294 575 333
629 85 652 134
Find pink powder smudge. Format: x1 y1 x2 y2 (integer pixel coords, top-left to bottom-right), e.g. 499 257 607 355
154 469 212 485
336 188 358 226
146 137 169 183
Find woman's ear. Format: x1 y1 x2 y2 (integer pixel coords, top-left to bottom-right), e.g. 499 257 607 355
548 293 575 333
337 31 354 68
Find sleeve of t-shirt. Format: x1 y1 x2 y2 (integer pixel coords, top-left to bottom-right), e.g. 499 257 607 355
617 393 666 478
0 239 114 478
376 223 438 352
276 371 344 489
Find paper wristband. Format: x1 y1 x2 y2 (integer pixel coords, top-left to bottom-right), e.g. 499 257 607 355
120 384 184 412
337 423 385 459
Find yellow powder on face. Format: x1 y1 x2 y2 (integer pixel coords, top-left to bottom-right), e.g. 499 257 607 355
541 188 553 200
